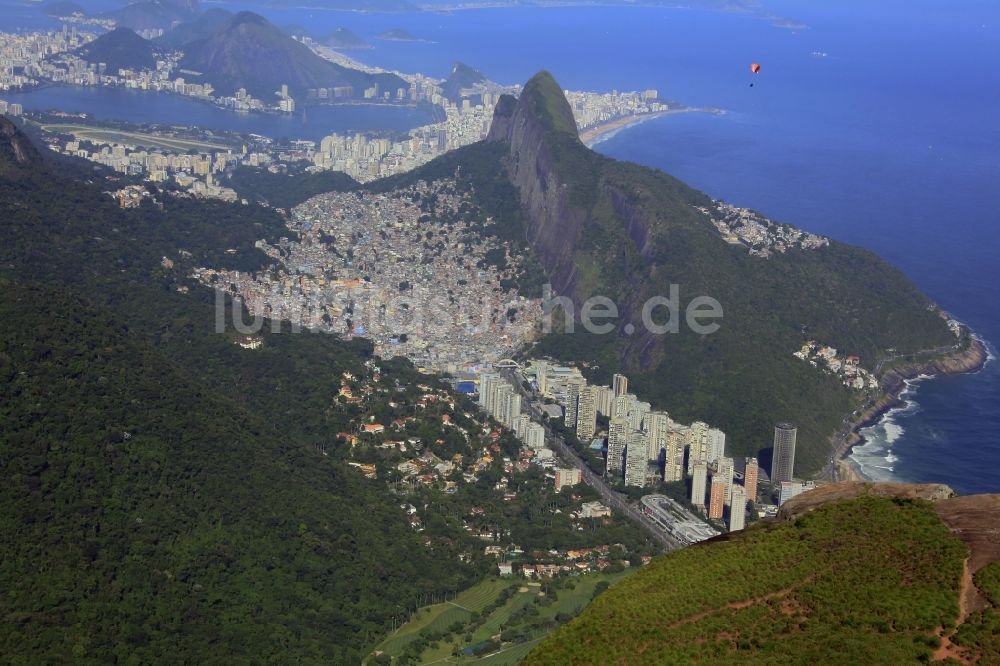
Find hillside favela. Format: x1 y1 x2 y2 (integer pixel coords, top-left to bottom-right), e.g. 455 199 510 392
2 0 999 663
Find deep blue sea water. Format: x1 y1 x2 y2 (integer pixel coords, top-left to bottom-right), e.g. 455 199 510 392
3 0 998 492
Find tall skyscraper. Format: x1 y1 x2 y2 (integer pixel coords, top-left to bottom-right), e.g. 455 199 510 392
625 431 648 487
716 456 735 505
744 457 759 501
512 414 530 438
595 386 615 417
664 429 686 482
687 421 710 474
628 400 650 432
729 485 747 532
772 423 797 483
645 411 669 459
691 462 708 507
564 377 584 428
613 373 628 398
534 361 549 395
607 417 629 475
613 394 631 420
503 393 522 428
576 385 598 441
479 372 499 408
708 478 727 520
707 428 726 465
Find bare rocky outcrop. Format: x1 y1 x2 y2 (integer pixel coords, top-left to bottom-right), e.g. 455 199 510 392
487 74 588 301
0 116 42 179
777 481 956 521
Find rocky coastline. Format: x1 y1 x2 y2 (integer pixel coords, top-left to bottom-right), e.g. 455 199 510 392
832 333 990 481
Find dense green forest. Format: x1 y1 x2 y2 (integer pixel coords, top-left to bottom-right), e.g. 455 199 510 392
0 119 485 662
525 497 968 664
227 163 358 209
0 116 659 662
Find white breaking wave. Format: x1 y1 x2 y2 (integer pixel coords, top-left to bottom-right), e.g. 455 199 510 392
849 377 932 481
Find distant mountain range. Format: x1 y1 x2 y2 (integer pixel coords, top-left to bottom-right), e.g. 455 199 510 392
75 27 164 72
156 8 232 49
239 0 417 10
41 1 85 17
100 0 199 33
177 11 407 99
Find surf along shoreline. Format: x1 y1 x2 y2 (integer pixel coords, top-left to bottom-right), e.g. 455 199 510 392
830 328 990 482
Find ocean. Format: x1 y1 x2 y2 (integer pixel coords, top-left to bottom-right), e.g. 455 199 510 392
3 0 998 492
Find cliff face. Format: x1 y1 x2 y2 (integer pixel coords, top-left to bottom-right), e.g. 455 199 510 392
481 71 957 474
487 74 589 300
0 117 42 180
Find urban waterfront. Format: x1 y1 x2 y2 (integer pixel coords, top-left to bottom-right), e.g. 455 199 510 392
2 0 997 492
2 85 436 140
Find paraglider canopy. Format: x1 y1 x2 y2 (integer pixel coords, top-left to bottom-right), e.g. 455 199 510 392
750 63 761 74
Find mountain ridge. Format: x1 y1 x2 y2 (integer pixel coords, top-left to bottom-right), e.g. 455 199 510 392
484 71 955 473
156 8 232 49
75 27 163 72
178 11 406 99
101 0 198 33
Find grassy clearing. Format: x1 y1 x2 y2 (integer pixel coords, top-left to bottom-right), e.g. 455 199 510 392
368 573 629 665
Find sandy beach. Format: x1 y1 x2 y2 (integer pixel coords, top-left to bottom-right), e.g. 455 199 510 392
580 107 722 148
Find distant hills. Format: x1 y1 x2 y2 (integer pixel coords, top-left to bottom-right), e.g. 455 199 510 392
75 27 164 72
326 27 370 50
156 8 232 49
178 11 407 99
441 60 486 103
526 483 1000 664
376 28 423 41
41 1 85 17
101 0 198 33
248 0 417 10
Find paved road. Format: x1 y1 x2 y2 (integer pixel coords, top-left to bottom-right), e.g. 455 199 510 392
501 370 681 552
